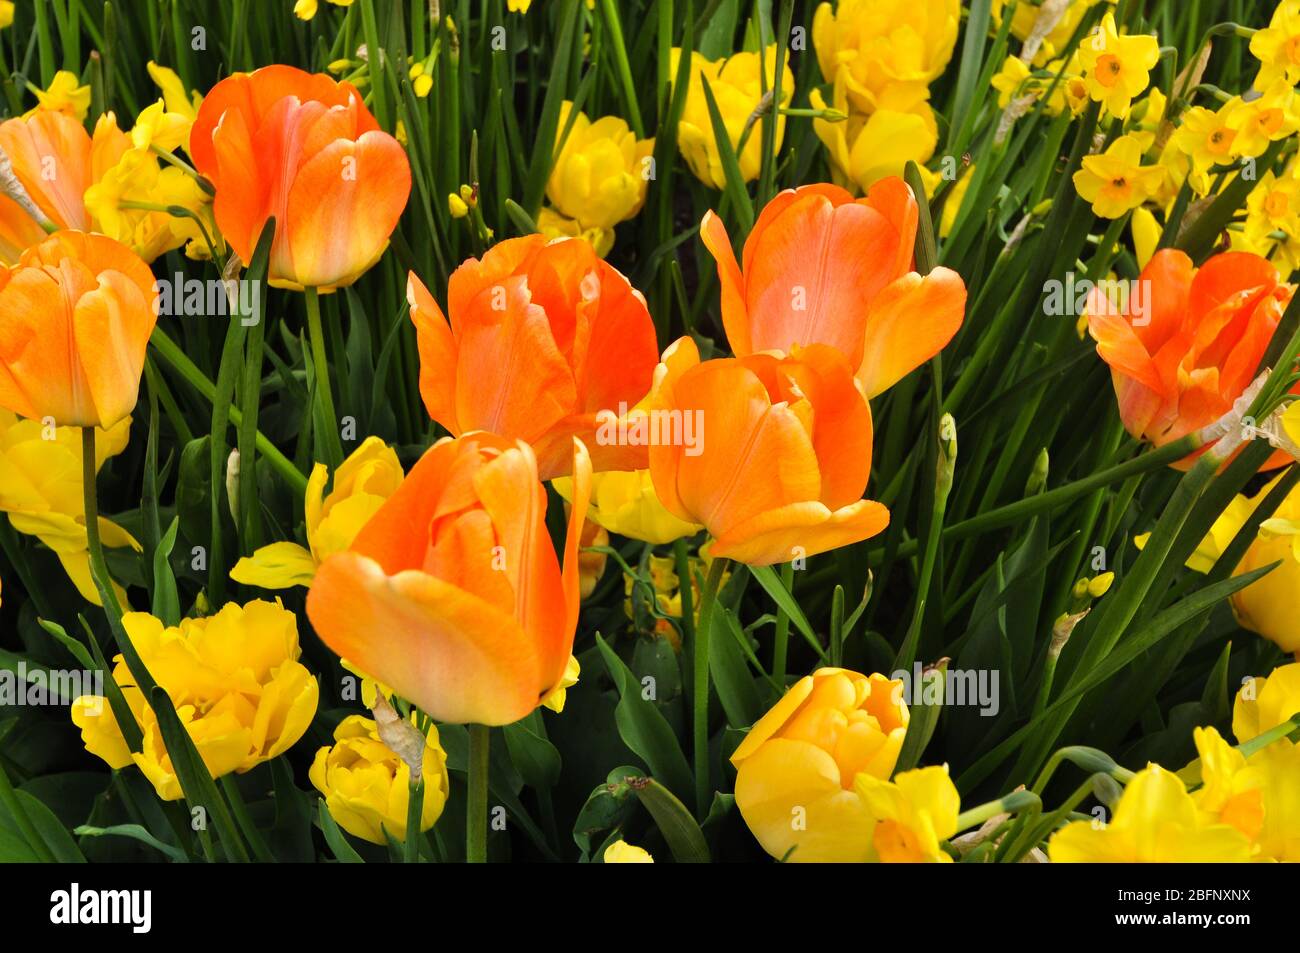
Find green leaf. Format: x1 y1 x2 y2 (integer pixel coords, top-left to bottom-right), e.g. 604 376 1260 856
502 718 562 791
150 517 181 626
317 798 364 863
750 565 826 662
628 775 709 863
594 634 694 802
74 824 187 862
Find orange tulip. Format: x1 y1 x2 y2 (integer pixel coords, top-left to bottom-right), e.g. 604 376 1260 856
408 234 660 479
647 336 889 566
0 110 129 258
700 179 967 396
190 65 410 290
305 433 593 726
0 231 158 429
1087 249 1293 460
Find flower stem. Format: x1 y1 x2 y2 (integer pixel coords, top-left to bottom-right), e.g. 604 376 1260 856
771 560 793 688
693 556 728 818
466 724 490 863
304 286 344 469
404 777 425 863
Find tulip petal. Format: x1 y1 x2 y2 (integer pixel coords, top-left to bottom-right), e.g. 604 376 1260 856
856 266 966 398
660 359 822 539
283 130 411 289
700 208 750 356
451 274 578 446
744 195 900 363
734 737 878 862
710 499 890 567
307 552 544 725
408 272 460 432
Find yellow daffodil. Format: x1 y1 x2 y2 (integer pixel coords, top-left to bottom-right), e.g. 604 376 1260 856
293 0 354 20
1072 134 1164 218
811 79 937 193
25 70 91 122
1171 102 1242 174
554 468 701 545
83 144 210 263
1229 667 1300 861
1049 763 1252 862
990 53 1082 116
670 46 794 189
1077 12 1160 119
1235 663 1300 747
1228 80 1300 158
546 101 654 248
0 2 13 30
232 436 403 589
1250 0 1300 90
811 0 959 113
147 61 202 122
1190 726 1264 844
506 0 532 11
730 667 908 862
604 839 654 863
0 410 137 606
854 764 961 863
71 600 320 801
309 714 449 844
131 99 193 153
1245 169 1300 272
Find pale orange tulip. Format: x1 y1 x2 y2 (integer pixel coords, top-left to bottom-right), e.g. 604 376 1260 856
700 179 967 396
647 337 888 566
0 231 158 428
305 433 592 726
702 178 967 395
190 65 410 290
408 234 660 479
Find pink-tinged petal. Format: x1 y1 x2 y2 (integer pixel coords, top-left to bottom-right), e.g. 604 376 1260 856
306 553 543 725
282 130 411 288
